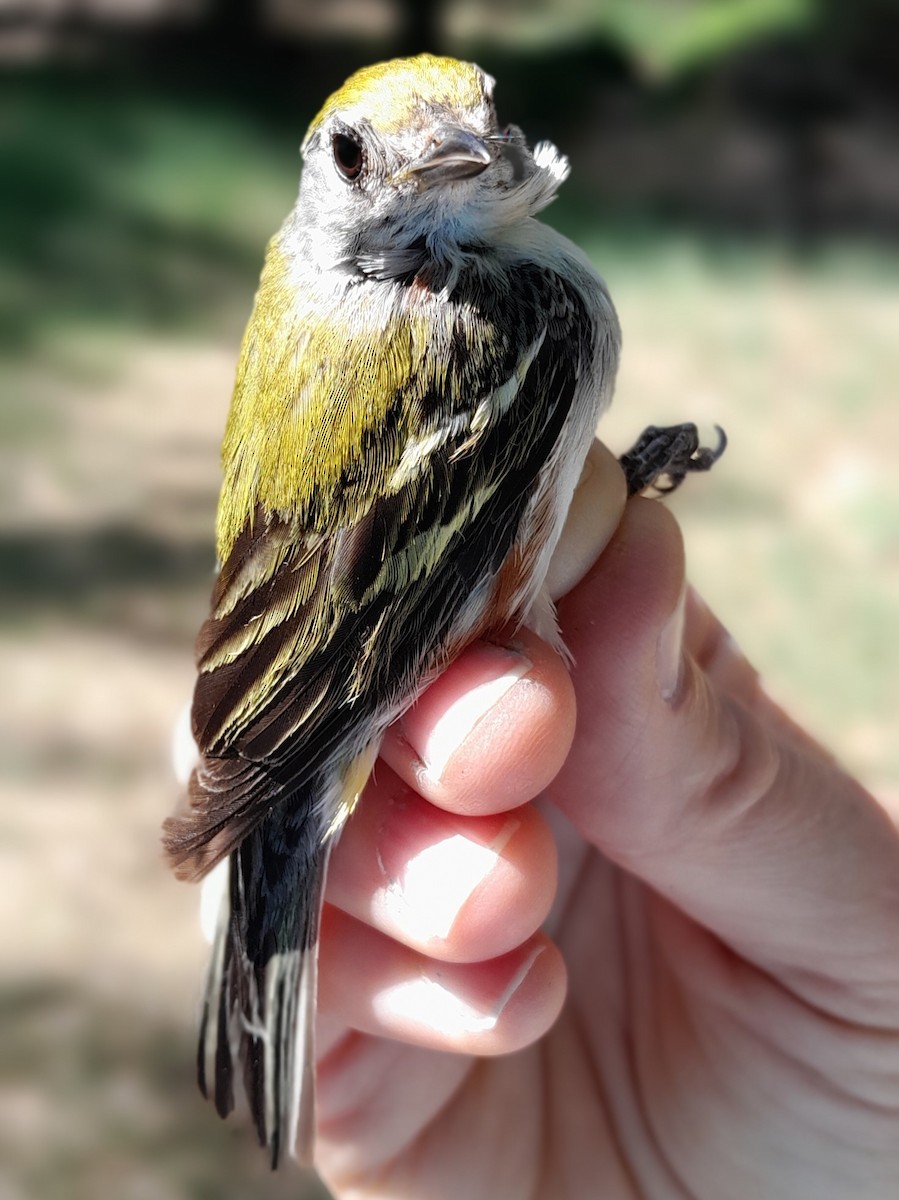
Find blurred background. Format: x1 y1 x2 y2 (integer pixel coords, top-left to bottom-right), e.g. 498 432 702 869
2 1 897 1197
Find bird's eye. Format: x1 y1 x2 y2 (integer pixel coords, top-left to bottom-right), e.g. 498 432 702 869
332 132 364 181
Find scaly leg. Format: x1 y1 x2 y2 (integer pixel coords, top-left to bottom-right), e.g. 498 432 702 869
619 423 727 497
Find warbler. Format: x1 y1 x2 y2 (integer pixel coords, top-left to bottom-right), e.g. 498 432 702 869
163 53 721 1168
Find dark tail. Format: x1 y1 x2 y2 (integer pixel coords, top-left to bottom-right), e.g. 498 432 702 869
197 816 329 1168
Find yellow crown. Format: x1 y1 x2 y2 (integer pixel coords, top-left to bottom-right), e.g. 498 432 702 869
303 54 492 147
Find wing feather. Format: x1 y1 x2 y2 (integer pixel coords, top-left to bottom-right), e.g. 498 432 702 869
164 262 596 877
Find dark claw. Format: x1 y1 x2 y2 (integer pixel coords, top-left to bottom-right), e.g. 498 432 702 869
619 423 727 497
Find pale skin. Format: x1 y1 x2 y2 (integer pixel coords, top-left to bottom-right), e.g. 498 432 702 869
306 441 899 1198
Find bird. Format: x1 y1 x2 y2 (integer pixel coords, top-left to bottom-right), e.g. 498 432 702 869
162 52 720 1169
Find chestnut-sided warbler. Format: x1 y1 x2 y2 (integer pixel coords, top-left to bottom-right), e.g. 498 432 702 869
163 52 722 1168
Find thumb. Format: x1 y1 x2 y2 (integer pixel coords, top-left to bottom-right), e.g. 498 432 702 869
552 498 899 1015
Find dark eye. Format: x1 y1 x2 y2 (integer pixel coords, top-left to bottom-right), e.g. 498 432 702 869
332 132 364 181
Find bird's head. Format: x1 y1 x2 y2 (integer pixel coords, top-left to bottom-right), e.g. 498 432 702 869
292 54 569 277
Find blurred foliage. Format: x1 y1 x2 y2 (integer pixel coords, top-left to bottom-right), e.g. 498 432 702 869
0 71 295 358
450 0 816 72
605 0 813 76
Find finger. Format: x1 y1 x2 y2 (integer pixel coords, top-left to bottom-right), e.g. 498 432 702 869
553 498 899 1013
544 438 627 601
327 765 558 962
683 587 765 708
318 907 566 1056
316 1027 474 1178
376 439 625 816
380 628 576 816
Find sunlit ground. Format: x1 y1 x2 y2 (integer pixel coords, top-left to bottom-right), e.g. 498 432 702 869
2 72 897 1200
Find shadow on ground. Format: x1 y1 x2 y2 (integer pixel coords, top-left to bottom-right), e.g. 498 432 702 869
0 524 214 640
0 980 331 1200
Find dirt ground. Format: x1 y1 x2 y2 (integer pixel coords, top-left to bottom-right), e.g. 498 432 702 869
2 246 897 1198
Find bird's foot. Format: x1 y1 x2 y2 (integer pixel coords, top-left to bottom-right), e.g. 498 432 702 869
619 423 727 497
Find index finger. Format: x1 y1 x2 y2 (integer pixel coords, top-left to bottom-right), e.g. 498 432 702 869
378 439 626 816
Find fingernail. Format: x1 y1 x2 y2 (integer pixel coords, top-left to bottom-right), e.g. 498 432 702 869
486 943 544 1025
412 646 532 782
377 815 521 943
372 944 544 1037
656 581 687 702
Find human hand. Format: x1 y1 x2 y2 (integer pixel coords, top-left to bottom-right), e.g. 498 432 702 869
314 441 899 1199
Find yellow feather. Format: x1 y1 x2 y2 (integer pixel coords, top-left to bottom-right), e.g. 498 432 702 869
214 238 505 566
215 241 418 561
303 54 489 147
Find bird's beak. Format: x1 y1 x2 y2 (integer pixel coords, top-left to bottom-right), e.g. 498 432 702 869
407 128 493 187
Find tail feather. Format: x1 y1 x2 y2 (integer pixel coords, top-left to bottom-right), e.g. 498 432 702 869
262 943 319 1166
196 891 237 1119
178 747 378 1165
197 823 330 1167
290 947 319 1164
